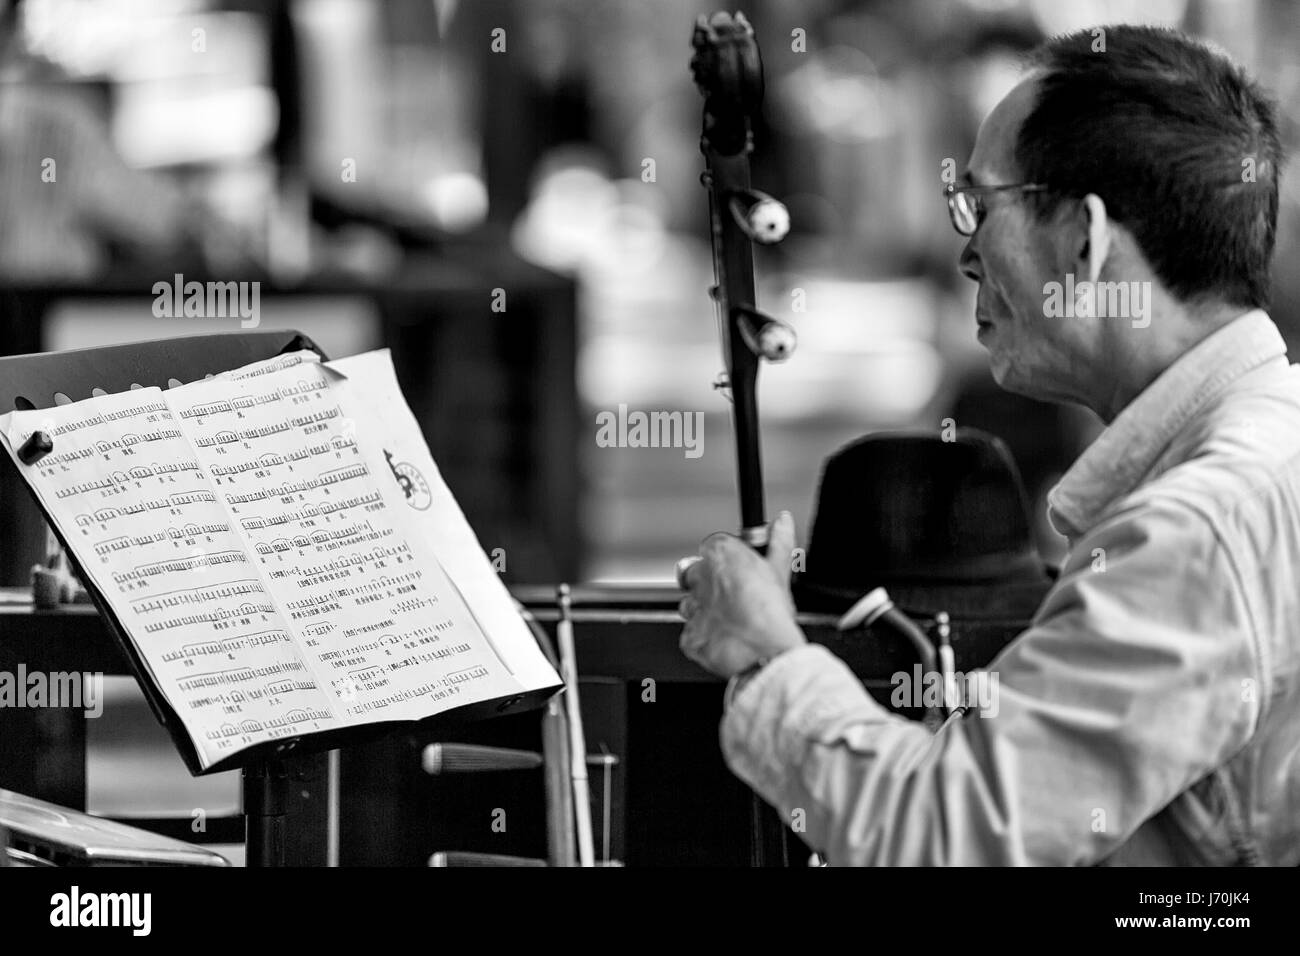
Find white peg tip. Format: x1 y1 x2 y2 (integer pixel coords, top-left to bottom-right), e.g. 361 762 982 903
748 200 790 243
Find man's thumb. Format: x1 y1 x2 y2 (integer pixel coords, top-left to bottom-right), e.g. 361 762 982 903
766 511 798 580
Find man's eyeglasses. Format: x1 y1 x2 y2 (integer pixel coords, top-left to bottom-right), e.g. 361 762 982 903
945 181 1048 236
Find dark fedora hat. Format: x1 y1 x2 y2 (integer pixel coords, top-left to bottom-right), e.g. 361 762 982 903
792 428 1054 622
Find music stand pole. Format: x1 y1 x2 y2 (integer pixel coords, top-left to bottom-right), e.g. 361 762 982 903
243 758 288 867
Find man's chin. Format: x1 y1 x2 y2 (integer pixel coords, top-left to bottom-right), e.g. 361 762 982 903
987 353 1023 393
988 358 1048 403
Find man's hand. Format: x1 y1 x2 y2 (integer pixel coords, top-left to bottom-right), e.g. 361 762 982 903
677 511 807 678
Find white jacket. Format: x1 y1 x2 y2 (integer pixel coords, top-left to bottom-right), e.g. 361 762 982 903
722 310 1300 865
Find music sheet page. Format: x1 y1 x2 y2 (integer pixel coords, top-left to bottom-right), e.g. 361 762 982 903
323 349 558 694
162 356 538 730
1 349 558 770
1 389 343 770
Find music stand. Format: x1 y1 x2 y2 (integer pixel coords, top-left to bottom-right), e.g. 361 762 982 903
0 330 557 865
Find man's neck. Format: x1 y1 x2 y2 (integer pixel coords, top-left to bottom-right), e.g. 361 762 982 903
1091 302 1250 424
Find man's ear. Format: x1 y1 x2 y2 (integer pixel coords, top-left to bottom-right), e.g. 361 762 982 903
1079 193 1111 284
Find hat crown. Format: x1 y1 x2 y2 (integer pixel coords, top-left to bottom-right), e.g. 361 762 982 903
803 428 1045 590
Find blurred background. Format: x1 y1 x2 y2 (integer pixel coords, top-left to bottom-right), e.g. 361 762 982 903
2 0 1299 864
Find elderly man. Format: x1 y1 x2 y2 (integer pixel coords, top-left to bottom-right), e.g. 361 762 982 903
678 24 1300 865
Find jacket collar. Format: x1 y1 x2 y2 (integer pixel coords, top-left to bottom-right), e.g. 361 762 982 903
1047 310 1286 539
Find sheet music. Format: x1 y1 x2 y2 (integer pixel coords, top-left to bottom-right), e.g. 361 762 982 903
163 360 531 727
324 350 560 694
215 349 321 381
1 350 559 770
1 390 342 770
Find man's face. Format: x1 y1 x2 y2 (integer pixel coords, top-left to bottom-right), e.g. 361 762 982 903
959 78 1089 403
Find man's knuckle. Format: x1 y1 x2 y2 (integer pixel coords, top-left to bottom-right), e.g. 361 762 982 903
700 532 735 554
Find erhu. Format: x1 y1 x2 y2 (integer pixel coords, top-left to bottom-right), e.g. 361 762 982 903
691 11 795 548
690 11 797 864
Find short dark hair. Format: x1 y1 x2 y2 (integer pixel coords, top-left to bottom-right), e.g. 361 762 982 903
1016 25 1282 309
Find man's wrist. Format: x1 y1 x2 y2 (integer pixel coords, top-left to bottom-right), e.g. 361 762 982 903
725 653 780 708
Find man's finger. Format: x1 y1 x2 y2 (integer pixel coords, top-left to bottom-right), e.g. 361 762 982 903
679 621 703 658
679 625 715 672
699 530 740 557
675 555 703 590
766 510 797 581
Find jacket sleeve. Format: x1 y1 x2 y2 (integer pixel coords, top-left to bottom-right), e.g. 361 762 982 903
719 500 1263 865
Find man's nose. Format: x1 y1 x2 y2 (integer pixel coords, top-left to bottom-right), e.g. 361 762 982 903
958 239 982 283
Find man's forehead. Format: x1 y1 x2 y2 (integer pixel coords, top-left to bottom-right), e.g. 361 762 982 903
966 75 1041 183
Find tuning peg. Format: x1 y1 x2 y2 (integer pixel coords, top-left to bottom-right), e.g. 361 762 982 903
728 190 789 244
754 320 796 361
735 307 796 362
